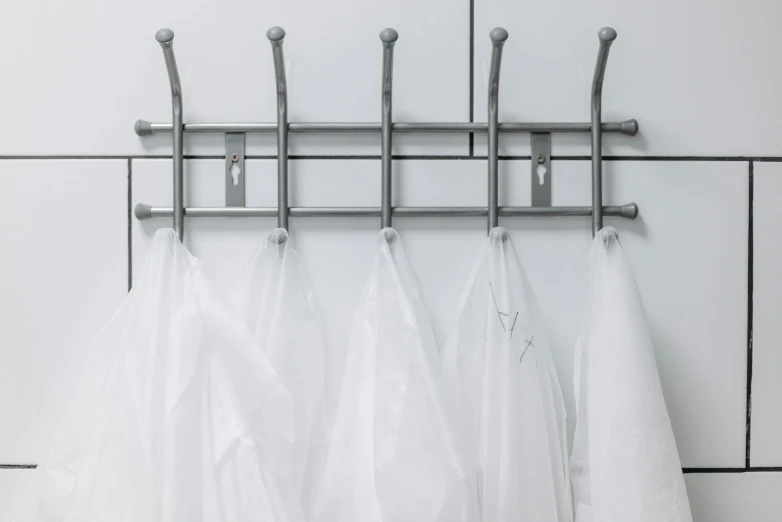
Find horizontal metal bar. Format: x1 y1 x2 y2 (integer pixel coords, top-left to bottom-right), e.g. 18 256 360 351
135 202 638 220
135 119 639 136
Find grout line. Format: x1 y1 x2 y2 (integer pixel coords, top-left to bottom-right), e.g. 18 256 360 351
682 468 756 475
3 464 782 473
468 0 475 157
0 155 170 160
682 467 748 474
286 155 483 160
127 158 133 292
746 160 754 469
4 154 782 161
556 155 774 162
683 467 782 474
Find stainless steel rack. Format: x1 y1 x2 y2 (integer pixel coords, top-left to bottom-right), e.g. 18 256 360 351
134 25 639 240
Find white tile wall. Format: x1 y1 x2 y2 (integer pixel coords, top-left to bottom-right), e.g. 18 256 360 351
0 0 468 156
131 158 748 468
1 0 780 516
506 160 749 467
0 161 128 464
685 472 782 522
0 469 35 515
605 160 750 468
749 162 782 467
474 0 782 156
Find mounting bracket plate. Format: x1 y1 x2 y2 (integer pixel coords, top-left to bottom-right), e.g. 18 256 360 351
225 133 246 207
531 132 551 207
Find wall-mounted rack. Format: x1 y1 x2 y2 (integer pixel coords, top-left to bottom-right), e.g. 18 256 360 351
134 25 639 240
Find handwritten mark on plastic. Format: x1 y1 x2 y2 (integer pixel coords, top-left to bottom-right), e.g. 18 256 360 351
490 282 508 332
520 336 534 363
510 312 519 338
489 282 535 364
490 282 521 338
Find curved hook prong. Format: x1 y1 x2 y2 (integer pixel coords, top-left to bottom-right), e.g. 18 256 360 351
379 28 398 229
487 27 508 234
156 28 185 240
267 26 289 231
590 26 616 237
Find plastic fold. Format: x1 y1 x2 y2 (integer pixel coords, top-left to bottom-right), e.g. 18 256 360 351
311 228 478 522
231 228 337 517
441 226 572 522
4 229 305 522
570 227 692 522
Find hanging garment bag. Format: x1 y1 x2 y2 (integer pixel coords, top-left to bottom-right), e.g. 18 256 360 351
311 228 478 522
570 227 692 522
441 226 572 522
231 228 338 517
4 229 304 522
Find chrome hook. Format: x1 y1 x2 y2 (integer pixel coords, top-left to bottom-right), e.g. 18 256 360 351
155 28 184 240
590 27 616 236
380 28 398 229
267 26 289 231
487 27 508 234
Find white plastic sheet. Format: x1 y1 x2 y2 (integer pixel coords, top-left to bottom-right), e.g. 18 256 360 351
441 226 572 522
570 227 692 522
231 229 336 516
4 229 304 522
311 228 477 522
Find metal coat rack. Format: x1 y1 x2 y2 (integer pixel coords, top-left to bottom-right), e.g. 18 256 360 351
134 25 639 240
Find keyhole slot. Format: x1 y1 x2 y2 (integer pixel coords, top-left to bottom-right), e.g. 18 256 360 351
230 161 241 186
536 164 547 186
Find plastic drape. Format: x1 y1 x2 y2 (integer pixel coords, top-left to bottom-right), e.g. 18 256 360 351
4 229 304 522
311 228 478 522
231 229 336 517
570 227 692 522
441 226 572 522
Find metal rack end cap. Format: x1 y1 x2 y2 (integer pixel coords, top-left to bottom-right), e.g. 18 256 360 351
490 27 509 44
266 26 286 42
621 202 639 219
134 203 153 220
598 26 617 42
155 28 175 47
621 118 639 136
134 119 153 136
379 28 399 46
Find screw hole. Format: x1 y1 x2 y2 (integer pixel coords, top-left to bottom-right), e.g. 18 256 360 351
230 162 241 185
536 164 547 185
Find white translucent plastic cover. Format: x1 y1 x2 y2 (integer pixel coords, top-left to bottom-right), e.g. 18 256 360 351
441 226 572 522
231 228 338 517
4 229 304 522
311 228 478 522
570 227 692 522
